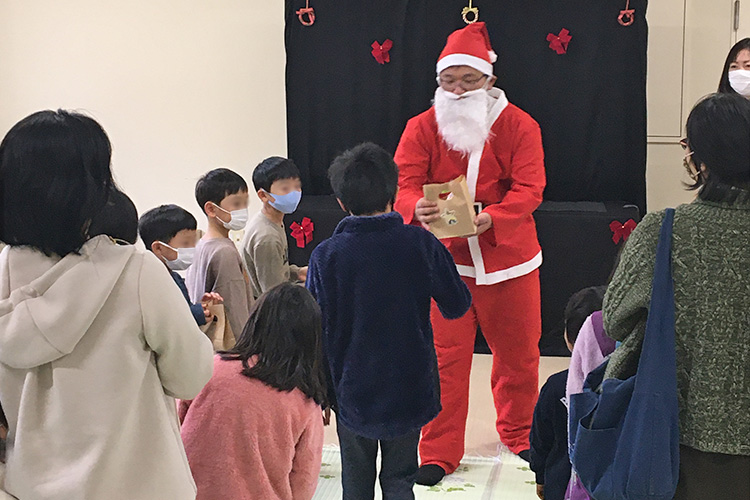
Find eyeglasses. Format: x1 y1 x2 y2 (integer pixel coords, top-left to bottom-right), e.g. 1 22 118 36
437 74 489 91
679 138 689 150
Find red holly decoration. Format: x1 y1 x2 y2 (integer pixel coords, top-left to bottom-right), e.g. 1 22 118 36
291 217 314 248
547 29 572 55
371 39 393 65
610 219 637 244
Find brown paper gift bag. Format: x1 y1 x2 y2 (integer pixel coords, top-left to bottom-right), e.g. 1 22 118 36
199 304 236 351
423 175 477 239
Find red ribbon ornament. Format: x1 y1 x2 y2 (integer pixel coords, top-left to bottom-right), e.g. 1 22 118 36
291 217 314 248
618 0 635 26
371 39 393 65
296 1 315 26
610 219 637 244
546 29 572 55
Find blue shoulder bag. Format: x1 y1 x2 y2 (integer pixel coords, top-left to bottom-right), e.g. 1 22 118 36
568 208 680 500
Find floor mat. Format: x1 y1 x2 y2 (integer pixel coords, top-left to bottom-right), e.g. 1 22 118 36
313 445 539 499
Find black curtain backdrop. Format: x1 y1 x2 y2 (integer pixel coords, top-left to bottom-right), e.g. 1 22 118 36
285 0 648 211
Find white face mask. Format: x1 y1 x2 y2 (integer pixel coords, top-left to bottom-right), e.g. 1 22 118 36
729 69 750 97
213 204 249 231
159 243 196 271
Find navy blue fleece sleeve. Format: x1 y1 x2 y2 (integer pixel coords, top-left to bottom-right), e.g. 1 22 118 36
429 238 472 320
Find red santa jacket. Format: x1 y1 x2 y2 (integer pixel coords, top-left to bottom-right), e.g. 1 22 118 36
394 88 546 285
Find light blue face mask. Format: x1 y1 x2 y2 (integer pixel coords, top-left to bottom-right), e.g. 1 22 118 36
265 189 302 214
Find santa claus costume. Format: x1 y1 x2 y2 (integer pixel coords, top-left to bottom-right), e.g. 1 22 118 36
394 22 546 481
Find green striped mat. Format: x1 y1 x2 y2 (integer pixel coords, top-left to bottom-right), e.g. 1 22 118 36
313 445 538 499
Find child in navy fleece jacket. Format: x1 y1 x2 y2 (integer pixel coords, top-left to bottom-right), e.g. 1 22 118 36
529 286 605 500
307 143 471 500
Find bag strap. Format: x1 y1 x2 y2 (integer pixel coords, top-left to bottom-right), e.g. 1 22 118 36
634 208 677 393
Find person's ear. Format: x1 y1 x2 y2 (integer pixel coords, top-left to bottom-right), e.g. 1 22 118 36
258 189 275 203
151 241 166 261
487 75 498 88
204 201 217 217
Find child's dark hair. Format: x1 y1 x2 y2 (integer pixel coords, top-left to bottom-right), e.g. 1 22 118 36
195 168 248 214
220 282 327 405
139 204 197 251
328 142 399 216
252 156 301 192
564 286 606 345
0 109 113 257
88 188 138 245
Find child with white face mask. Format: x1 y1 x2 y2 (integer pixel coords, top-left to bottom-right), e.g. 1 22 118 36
139 204 223 326
242 156 307 299
186 168 254 338
720 38 750 98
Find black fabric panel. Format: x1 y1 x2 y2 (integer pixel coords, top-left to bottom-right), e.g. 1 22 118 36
286 0 648 212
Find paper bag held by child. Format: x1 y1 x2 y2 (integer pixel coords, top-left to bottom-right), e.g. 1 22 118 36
199 304 236 351
423 176 477 239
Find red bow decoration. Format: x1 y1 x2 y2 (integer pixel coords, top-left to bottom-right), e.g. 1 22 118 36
371 39 393 65
546 29 572 55
610 219 637 244
290 217 314 248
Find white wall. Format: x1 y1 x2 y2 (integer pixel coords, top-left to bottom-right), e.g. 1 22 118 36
0 0 286 229
646 0 737 211
0 1 738 221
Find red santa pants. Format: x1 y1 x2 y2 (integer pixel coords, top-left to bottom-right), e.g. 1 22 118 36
420 270 541 474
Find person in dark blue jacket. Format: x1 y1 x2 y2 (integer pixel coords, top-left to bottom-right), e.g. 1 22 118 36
306 142 472 500
139 204 222 326
529 287 605 500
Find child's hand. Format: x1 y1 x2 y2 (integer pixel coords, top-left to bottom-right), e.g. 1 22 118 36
298 266 308 283
536 484 544 500
322 407 331 426
200 293 224 322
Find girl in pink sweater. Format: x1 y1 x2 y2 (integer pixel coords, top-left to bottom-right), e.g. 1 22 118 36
180 283 327 500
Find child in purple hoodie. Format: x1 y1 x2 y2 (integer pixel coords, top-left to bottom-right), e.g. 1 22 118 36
563 286 617 500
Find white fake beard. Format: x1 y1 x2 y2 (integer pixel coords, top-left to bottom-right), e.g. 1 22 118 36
434 87 492 154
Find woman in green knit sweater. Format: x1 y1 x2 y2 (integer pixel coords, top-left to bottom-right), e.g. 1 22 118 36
604 93 750 499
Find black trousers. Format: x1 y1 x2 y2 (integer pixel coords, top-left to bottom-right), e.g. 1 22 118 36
336 422 420 500
673 445 750 499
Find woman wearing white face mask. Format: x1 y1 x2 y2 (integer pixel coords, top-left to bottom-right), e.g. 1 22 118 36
719 38 750 97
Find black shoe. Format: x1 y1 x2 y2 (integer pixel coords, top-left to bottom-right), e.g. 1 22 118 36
415 464 447 486
517 449 531 463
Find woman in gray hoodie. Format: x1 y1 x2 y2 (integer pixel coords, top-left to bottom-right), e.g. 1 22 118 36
0 110 214 500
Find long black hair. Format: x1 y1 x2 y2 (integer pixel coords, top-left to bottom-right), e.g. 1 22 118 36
718 38 750 94
0 110 113 256
685 93 750 202
220 283 327 405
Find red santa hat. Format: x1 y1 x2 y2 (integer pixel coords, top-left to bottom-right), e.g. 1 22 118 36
436 22 497 76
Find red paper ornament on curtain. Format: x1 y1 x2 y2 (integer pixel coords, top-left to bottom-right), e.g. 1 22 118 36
618 0 635 26
547 29 572 55
610 219 637 244
296 0 315 26
371 39 393 64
